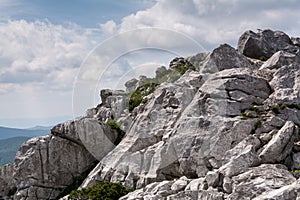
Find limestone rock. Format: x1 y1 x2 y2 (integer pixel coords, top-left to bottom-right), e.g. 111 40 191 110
238 29 297 59
51 118 119 160
223 176 232 193
13 116 121 200
219 145 261 177
125 78 138 93
185 178 206 191
100 89 113 105
204 171 219 188
79 29 300 199
253 179 300 200
0 164 14 198
229 164 296 199
200 44 252 73
260 51 300 70
187 52 209 70
81 69 267 189
259 121 296 163
266 64 300 105
200 68 271 116
292 37 300 47
99 89 128 119
170 176 189 191
14 135 96 200
120 180 176 200
155 66 168 79
167 189 224 200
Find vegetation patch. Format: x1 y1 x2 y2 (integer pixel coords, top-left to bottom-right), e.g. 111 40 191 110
175 63 190 75
129 82 158 112
127 62 195 112
57 161 98 199
259 55 268 61
271 105 280 114
241 112 250 120
241 102 287 120
69 182 132 200
107 119 125 145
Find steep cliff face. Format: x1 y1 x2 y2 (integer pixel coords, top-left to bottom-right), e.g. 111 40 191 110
1 29 300 200
82 29 300 199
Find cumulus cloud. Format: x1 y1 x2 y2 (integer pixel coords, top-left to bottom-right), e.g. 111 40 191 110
0 20 95 93
99 0 300 49
100 20 117 35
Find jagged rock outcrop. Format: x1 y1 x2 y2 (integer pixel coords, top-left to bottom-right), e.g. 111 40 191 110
5 114 122 200
1 29 300 200
80 29 300 199
260 51 300 70
238 29 299 60
200 44 253 73
13 135 96 200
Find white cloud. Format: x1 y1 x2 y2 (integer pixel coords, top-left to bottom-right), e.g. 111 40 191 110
100 20 117 35
0 19 100 121
99 0 300 49
0 20 95 93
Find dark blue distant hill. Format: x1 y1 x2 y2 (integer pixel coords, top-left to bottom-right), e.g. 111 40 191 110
0 126 50 140
0 136 32 165
0 126 50 165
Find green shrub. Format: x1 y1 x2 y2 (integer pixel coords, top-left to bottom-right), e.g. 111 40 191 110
271 105 280 114
128 83 158 112
259 56 267 61
127 62 195 112
176 64 190 75
106 119 125 145
57 161 98 199
107 119 121 132
69 182 132 200
241 112 250 120
249 106 260 115
278 102 287 109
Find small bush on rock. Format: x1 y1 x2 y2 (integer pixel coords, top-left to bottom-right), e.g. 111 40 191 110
127 62 194 112
69 182 132 200
129 83 158 112
259 55 267 61
57 161 98 199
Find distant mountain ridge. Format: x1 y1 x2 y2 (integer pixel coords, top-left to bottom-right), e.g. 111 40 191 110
0 126 50 165
0 136 31 166
26 125 53 131
0 126 50 140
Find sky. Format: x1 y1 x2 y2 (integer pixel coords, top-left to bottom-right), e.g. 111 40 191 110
0 0 300 128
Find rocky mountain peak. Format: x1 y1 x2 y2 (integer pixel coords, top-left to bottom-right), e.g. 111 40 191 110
1 29 300 200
